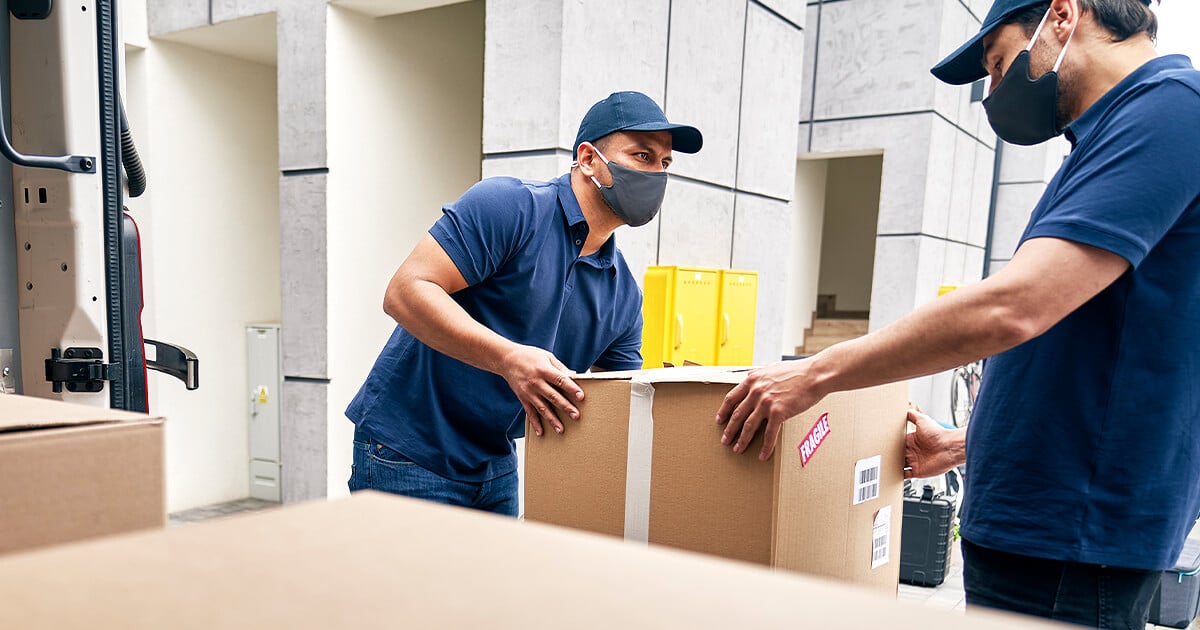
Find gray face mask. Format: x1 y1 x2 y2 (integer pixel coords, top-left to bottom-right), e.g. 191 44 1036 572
587 146 668 227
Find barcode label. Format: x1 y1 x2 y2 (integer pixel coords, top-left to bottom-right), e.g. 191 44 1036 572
871 506 891 569
853 455 882 505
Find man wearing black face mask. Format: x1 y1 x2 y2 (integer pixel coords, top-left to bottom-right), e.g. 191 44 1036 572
714 1 1200 626
345 91 701 517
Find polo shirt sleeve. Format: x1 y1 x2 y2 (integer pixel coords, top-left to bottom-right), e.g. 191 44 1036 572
428 177 533 286
1024 80 1200 267
592 297 644 371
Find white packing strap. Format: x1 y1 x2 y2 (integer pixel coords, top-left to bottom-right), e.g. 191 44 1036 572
623 381 655 543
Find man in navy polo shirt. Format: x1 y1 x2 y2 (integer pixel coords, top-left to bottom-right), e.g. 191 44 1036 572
346 92 702 517
715 0 1199 626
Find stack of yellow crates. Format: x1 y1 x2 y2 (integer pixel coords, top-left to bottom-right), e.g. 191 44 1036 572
641 266 758 368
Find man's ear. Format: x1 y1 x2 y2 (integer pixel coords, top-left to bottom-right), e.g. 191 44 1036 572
576 142 600 177
1049 0 1080 43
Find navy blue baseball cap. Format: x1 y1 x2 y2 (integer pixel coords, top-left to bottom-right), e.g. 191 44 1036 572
932 0 1050 85
573 91 703 157
933 0 1155 85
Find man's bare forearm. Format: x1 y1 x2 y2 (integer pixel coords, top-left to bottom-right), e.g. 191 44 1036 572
386 278 518 376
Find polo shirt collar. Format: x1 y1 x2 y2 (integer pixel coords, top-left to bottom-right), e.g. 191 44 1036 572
556 173 617 269
1065 55 1191 147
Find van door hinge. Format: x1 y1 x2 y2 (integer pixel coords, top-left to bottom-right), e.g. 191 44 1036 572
45 347 113 393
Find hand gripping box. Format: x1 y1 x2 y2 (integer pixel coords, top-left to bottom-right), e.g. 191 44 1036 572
524 367 908 595
0 393 165 555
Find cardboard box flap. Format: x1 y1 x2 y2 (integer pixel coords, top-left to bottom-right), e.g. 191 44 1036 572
572 370 643 381
0 394 158 433
634 365 750 385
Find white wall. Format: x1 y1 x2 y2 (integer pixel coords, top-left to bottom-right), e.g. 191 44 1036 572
783 159 827 355
816 155 882 313
325 1 484 497
128 39 279 512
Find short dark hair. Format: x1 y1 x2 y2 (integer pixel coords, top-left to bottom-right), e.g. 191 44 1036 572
1010 0 1158 43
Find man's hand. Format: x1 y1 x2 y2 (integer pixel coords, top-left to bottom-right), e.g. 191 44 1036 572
499 344 584 437
715 359 827 461
904 409 966 479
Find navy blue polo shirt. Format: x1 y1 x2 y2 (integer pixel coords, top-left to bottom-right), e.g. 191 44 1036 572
345 174 644 482
960 55 1200 570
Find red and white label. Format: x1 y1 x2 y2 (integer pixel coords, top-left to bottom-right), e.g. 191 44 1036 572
798 412 831 467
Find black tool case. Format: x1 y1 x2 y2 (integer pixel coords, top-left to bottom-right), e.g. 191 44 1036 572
899 485 956 587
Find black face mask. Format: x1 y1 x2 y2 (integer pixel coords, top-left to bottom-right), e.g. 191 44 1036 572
981 9 1076 146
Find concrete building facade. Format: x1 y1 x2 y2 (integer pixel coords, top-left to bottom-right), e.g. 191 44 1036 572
131 0 1060 509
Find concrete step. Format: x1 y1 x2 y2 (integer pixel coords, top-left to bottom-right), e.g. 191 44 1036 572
810 318 869 337
803 335 858 354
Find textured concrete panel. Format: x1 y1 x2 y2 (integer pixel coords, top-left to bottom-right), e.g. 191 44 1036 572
559 0 669 153
922 116 959 240
945 132 985 244
998 142 1049 184
736 5 805 200
941 241 968 288
483 0 563 154
663 0 745 187
812 0 938 121
481 153 571 182
656 178 734 268
914 235 950 309
931 0 995 144
212 0 278 23
967 141 996 248
281 173 328 378
998 137 1070 184
759 0 805 28
147 0 209 36
810 113 934 235
964 0 989 21
963 245 986 283
278 1 327 170
731 193 791 364
992 182 1043 259
869 235 920 331
799 2 819 125
281 379 328 503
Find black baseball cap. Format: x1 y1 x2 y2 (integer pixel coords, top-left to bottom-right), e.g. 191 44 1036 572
572 91 703 157
932 0 1155 85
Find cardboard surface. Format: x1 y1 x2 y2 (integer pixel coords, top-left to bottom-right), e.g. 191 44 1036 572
0 492 1062 629
773 384 909 592
0 394 165 554
523 379 631 537
524 368 907 595
648 381 776 565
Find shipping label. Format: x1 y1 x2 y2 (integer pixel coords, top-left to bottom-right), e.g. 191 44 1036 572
872 506 891 569
853 455 881 505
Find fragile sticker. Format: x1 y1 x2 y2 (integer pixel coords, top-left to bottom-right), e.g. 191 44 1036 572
797 412 831 467
871 506 891 569
853 455 881 505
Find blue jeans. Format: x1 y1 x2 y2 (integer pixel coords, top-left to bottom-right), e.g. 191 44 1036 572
962 538 1160 629
348 425 519 517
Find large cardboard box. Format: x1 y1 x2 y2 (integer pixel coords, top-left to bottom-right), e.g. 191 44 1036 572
0 393 165 554
0 492 1056 629
524 367 908 595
